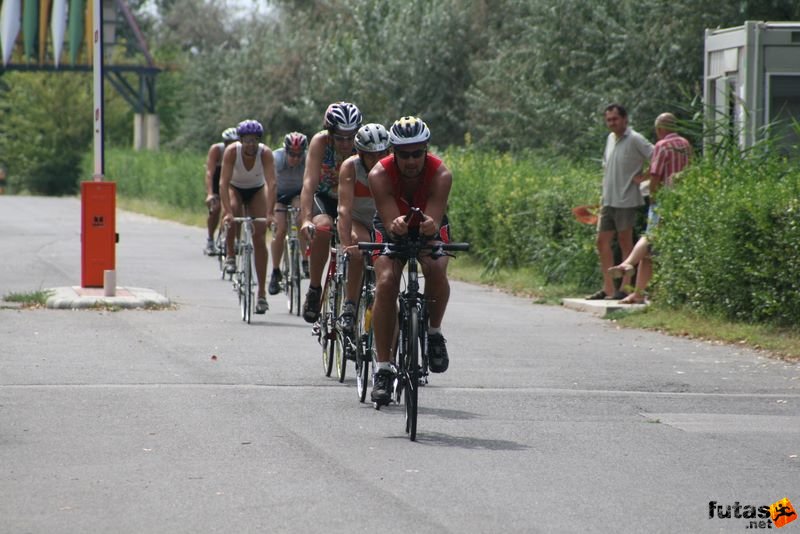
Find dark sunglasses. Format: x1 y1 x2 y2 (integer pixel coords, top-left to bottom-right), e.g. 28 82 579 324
332 133 355 142
287 151 304 157
395 149 426 160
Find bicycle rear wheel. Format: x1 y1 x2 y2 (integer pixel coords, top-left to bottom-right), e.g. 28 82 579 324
320 282 335 377
281 235 291 297
404 307 420 441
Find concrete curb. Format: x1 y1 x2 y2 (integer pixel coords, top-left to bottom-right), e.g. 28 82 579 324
45 286 171 310
561 297 647 317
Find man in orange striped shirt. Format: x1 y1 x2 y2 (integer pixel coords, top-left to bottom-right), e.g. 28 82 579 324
609 113 692 303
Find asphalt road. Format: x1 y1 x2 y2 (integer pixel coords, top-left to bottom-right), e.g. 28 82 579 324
1 196 798 533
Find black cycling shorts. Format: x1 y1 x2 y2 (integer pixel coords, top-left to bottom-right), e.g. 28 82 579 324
312 193 337 219
232 184 265 205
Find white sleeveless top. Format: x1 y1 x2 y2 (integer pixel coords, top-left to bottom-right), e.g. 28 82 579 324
231 143 266 189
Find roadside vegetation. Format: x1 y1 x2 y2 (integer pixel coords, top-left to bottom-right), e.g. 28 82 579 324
2 0 799 358
81 144 800 362
2 290 54 308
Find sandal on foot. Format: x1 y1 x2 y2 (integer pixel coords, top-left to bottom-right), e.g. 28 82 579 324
620 293 645 304
585 290 608 300
608 263 634 279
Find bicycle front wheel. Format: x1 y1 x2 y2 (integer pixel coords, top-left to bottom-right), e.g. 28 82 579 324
241 249 253 323
404 307 420 441
355 292 372 403
320 283 335 377
334 276 347 383
288 240 301 316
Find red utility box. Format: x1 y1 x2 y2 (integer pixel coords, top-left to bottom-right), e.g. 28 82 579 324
81 181 116 287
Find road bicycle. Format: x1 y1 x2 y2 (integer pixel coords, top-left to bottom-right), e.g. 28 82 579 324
358 209 469 441
275 206 302 316
311 224 346 380
232 215 267 324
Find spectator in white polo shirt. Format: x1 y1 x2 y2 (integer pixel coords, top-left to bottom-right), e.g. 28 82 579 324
586 103 653 301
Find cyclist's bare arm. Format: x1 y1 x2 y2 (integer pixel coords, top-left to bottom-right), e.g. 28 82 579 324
421 164 452 237
336 156 358 248
262 146 277 225
205 143 221 201
219 143 238 224
299 132 326 234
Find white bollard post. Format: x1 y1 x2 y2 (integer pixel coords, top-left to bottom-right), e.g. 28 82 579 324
103 269 116 297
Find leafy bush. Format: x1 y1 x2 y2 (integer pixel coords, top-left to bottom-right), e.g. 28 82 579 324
0 72 132 195
654 147 800 325
445 146 601 287
83 148 206 214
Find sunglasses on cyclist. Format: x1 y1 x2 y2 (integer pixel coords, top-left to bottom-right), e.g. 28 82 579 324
395 149 426 160
332 133 355 142
287 151 304 158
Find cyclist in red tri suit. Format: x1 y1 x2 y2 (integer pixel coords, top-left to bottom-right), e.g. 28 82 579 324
367 116 453 404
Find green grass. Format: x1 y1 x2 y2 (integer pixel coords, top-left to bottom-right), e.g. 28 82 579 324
117 197 206 228
2 289 53 308
607 305 800 362
449 255 800 362
448 253 583 304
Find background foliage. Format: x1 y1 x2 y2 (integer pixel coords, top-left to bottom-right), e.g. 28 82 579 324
3 0 800 191
5 0 800 328
653 146 800 326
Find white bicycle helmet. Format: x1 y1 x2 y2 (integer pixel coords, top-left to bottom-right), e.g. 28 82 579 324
354 123 390 153
388 116 431 146
323 102 363 132
221 127 239 142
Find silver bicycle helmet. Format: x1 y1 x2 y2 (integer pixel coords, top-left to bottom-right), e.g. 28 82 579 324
354 123 390 153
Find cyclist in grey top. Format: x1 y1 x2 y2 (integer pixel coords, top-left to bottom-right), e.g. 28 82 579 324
269 132 309 295
336 123 391 335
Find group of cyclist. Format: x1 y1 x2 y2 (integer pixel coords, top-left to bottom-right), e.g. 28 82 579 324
203 103 455 404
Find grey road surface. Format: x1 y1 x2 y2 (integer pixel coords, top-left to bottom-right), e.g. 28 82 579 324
1 196 798 533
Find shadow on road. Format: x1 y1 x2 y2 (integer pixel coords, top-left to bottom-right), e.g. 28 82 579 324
411 431 530 451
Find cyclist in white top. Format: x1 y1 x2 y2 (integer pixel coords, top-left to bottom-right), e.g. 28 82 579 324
336 123 390 335
220 119 277 314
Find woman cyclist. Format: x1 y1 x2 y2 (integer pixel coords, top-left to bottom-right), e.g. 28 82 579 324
335 123 391 334
220 119 277 314
299 102 363 323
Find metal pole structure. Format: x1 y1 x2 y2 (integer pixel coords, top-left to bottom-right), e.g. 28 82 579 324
93 0 104 180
